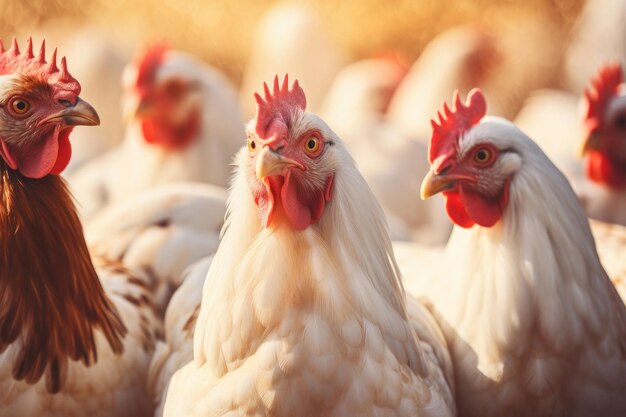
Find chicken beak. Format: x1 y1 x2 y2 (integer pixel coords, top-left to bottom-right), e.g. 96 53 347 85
578 132 602 158
134 98 154 118
256 146 304 180
40 98 100 127
420 169 473 199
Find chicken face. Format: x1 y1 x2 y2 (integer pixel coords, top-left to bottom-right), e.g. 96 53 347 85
421 89 521 228
123 43 201 150
245 75 335 230
0 38 99 179
581 62 626 189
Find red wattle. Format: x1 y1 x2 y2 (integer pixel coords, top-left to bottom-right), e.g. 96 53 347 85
257 171 334 230
281 170 326 230
141 109 200 151
18 126 62 179
459 186 503 227
585 151 626 189
443 191 474 228
50 128 73 175
444 181 510 228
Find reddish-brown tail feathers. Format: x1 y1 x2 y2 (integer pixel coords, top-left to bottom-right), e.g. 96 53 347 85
0 161 126 393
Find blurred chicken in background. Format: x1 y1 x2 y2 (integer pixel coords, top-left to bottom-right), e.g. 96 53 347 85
321 56 451 244
239 2 348 118
69 43 244 220
565 0 626 92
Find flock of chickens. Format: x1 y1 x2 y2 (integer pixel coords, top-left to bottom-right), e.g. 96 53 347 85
0 1 626 417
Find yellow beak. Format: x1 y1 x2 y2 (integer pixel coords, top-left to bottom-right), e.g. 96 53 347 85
39 97 100 127
420 169 473 200
578 132 602 158
256 146 304 180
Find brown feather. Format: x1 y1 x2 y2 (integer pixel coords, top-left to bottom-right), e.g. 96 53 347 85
0 159 127 393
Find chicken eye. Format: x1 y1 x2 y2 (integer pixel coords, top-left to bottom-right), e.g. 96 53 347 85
472 146 496 166
247 137 256 153
304 136 320 153
614 113 626 131
10 98 30 115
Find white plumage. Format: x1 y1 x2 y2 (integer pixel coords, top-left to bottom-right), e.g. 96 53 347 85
69 47 244 220
159 78 455 416
407 114 626 416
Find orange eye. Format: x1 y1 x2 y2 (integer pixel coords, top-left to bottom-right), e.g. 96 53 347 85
472 146 495 166
10 98 30 115
304 136 320 153
247 137 256 153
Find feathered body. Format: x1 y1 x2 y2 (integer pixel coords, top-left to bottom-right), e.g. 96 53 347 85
415 90 626 416
0 38 161 417
85 182 227 313
0 160 161 417
69 45 244 220
161 76 455 417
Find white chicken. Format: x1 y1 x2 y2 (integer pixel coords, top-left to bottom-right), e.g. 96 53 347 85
320 56 450 244
565 0 626 92
158 75 456 416
239 2 348 118
409 88 626 416
515 62 626 226
319 56 406 141
386 25 498 141
85 182 227 313
69 42 244 220
577 62 626 225
0 37 161 417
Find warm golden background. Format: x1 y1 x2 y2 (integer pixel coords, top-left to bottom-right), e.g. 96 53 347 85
0 0 584 84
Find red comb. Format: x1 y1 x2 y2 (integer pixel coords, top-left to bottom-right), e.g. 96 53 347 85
429 88 487 163
135 42 168 94
254 74 306 145
0 37 79 94
582 62 623 130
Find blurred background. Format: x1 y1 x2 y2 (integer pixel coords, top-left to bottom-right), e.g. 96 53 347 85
1 0 623 243
0 0 584 85
2 0 619 116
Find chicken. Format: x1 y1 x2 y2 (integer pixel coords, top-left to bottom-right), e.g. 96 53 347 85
410 88 626 416
578 62 626 225
148 257 211 415
85 182 227 314
565 0 626 92
239 2 347 118
388 20 560 143
513 89 583 174
0 37 161 416
69 42 244 220
158 75 456 416
319 56 407 141
386 25 498 141
320 56 450 243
